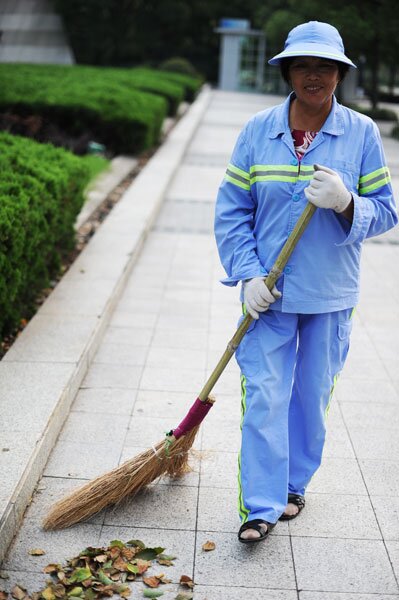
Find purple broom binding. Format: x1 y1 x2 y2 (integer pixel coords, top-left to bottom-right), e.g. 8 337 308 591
172 397 214 439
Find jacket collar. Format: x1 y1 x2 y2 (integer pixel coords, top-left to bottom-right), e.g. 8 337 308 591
268 92 345 138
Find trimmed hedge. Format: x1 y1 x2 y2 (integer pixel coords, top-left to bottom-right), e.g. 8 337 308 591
0 132 94 337
0 64 170 155
137 67 203 103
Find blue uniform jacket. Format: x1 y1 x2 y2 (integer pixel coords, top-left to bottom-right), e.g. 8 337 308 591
214 93 398 313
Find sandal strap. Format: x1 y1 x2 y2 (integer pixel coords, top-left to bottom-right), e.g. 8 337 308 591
287 494 305 509
239 518 273 535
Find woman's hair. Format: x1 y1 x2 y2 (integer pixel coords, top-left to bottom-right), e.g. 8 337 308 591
280 57 350 84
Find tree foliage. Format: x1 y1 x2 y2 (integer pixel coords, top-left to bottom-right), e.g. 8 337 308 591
257 0 399 107
54 0 260 80
54 0 399 103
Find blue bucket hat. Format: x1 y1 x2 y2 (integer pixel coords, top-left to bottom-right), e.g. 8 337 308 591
268 21 356 68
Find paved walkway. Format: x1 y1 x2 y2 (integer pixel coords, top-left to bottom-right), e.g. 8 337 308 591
1 90 399 598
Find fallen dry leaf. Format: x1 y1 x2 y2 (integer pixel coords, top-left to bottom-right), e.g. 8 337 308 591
0 592 8 600
155 574 172 584
179 575 194 588
29 549 46 556
143 576 160 588
11 586 27 600
42 564 59 574
202 541 216 552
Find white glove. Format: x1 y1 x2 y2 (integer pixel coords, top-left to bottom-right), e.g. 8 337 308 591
243 277 282 320
304 164 352 213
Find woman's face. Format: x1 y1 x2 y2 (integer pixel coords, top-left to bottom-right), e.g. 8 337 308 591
288 56 340 110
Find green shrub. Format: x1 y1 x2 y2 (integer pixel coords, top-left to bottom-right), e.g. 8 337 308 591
391 123 399 140
158 57 200 78
0 63 169 155
0 132 93 337
149 68 203 102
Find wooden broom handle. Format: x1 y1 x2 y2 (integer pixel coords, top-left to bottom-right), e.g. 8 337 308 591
198 201 317 402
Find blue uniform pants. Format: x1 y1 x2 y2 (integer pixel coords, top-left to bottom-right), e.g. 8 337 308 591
236 308 353 525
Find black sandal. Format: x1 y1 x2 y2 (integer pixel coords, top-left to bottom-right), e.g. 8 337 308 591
238 519 275 544
279 493 305 521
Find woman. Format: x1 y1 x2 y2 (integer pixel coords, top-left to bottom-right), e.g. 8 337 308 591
214 21 398 544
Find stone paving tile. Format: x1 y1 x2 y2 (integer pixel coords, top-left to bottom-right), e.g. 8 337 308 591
132 389 202 419
80 363 143 389
104 483 198 530
288 492 381 539
98 526 195 582
291 537 398 594
116 294 163 315
3 314 99 363
359 459 399 496
0 432 45 506
349 428 399 460
335 377 399 404
72 387 136 415
109 310 159 329
201 418 241 453
151 327 208 350
322 425 355 458
140 365 205 393
197 486 241 534
307 457 368 495
101 325 154 347
371 495 399 541
59 412 129 444
44 440 123 479
200 451 238 489
194 531 296 589
186 123 242 157
195 586 298 600
386 541 399 582
166 164 224 201
156 312 209 331
145 345 207 371
384 360 399 382
340 401 399 430
299 593 399 600
0 362 74 434
340 354 389 380
92 342 149 366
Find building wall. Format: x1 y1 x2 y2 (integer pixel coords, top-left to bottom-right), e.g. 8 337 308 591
0 0 74 64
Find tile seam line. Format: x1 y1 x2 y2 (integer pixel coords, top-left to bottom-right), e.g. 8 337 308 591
337 397 399 590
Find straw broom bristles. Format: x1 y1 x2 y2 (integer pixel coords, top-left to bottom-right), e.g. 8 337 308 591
43 426 199 530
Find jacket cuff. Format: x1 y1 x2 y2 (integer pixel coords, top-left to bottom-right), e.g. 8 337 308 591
335 193 374 246
220 267 268 287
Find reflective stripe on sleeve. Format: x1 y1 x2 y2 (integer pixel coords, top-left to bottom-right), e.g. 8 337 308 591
358 167 391 194
225 163 250 190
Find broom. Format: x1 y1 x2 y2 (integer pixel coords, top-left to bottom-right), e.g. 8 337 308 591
43 201 317 530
